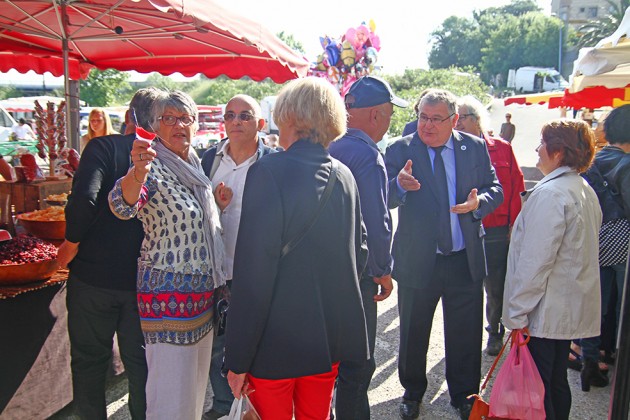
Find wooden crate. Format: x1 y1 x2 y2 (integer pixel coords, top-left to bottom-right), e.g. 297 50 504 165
0 179 72 213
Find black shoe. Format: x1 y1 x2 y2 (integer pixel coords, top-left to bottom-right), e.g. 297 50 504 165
568 348 583 372
485 333 503 356
456 402 473 420
581 359 609 392
399 398 420 419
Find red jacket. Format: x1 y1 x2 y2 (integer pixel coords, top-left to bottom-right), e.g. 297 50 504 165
482 133 525 228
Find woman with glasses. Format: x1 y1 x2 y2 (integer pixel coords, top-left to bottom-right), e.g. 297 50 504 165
224 77 369 419
108 90 229 419
503 120 601 420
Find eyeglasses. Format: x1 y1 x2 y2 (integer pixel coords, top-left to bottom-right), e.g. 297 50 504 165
418 113 455 125
223 112 256 122
159 115 195 126
458 113 475 120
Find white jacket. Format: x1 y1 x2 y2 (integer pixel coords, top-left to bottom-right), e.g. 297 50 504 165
502 167 603 339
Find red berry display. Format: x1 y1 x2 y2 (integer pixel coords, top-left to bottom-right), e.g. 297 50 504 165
0 235 58 265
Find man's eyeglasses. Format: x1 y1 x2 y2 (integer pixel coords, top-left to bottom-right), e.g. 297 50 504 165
224 112 256 122
459 113 475 120
418 113 455 125
159 115 195 126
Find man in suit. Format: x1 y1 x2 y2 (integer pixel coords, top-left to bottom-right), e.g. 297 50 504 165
201 94 276 420
385 89 503 420
329 76 406 419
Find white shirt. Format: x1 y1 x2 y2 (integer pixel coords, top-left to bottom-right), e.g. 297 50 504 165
12 124 34 140
211 140 258 280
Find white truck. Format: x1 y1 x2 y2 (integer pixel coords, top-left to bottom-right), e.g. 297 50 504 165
507 67 569 93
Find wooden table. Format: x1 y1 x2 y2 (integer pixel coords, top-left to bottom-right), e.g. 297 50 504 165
0 179 72 213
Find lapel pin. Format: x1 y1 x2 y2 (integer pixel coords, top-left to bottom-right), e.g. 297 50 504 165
461 145 467 151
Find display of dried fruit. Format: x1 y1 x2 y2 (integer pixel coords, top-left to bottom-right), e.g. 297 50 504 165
0 235 57 265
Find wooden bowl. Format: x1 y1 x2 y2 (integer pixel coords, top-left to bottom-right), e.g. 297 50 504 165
0 258 59 285
16 216 66 240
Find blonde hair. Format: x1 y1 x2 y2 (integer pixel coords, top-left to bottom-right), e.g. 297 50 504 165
85 108 115 141
274 77 347 147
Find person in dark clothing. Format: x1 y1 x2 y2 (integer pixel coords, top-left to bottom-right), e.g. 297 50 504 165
328 75 406 419
57 87 165 419
579 104 630 391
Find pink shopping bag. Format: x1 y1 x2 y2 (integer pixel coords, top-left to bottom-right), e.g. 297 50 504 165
488 329 545 420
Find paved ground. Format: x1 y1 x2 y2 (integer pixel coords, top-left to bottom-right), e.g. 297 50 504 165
51 99 613 419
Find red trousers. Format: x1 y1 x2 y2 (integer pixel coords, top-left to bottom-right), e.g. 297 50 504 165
247 363 339 420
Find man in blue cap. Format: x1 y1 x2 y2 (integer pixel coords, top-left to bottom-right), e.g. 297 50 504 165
329 75 408 419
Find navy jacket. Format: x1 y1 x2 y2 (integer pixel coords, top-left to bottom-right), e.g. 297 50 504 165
385 131 503 287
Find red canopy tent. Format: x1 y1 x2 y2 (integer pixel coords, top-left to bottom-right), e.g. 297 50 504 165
0 0 309 83
0 0 310 147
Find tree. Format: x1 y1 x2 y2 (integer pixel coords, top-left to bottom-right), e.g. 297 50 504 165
145 73 183 91
428 16 483 70
277 31 306 54
577 0 630 48
188 76 283 105
80 69 132 106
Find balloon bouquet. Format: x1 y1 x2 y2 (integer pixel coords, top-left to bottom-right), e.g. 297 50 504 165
311 20 381 96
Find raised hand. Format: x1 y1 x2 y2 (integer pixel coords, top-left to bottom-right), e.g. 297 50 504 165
398 159 421 191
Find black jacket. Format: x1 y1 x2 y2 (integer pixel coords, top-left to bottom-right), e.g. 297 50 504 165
224 139 369 379
65 134 143 290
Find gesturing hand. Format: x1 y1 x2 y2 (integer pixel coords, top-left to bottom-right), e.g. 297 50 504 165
451 188 479 214
397 159 421 192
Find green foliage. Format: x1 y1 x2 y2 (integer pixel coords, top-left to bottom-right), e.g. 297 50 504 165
384 68 490 137
430 0 567 84
0 85 20 100
577 0 630 48
145 73 184 91
277 31 306 54
188 76 284 105
80 69 132 106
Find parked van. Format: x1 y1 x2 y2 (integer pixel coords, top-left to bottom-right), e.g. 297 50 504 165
0 104 17 142
507 67 569 93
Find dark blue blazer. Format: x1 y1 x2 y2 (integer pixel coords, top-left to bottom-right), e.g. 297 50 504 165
385 131 503 287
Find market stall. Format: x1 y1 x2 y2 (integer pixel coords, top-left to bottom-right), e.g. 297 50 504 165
0 271 72 419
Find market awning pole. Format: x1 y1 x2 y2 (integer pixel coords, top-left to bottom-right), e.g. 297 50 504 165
609 250 630 420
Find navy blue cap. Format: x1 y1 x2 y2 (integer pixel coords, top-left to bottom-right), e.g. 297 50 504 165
345 76 408 109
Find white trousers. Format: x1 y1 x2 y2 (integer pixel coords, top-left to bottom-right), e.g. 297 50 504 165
145 332 214 420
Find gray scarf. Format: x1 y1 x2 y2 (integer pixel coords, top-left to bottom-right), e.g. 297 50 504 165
154 140 227 288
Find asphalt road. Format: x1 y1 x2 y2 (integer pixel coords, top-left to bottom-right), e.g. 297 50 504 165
52 99 612 419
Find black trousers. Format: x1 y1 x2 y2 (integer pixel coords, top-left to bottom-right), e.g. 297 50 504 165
66 275 148 419
483 225 510 335
398 251 483 406
527 337 572 420
336 276 378 420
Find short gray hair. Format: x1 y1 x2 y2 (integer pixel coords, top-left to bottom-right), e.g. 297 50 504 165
457 95 490 133
150 90 199 131
129 87 167 131
419 89 458 118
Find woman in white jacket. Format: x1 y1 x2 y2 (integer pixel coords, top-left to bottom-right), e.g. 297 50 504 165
502 120 602 420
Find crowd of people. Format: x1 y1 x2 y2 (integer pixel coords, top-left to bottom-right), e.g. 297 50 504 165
56 78 629 420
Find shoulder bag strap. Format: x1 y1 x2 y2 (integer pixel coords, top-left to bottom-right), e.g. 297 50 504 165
280 160 338 259
479 328 516 392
